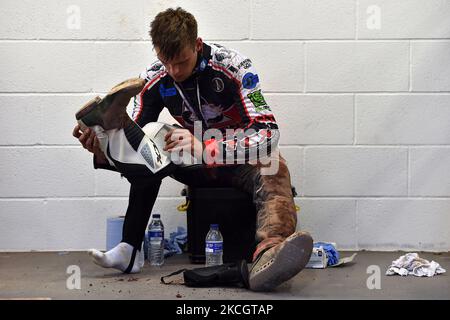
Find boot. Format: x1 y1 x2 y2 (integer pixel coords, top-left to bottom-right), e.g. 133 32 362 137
248 231 313 291
75 78 178 177
75 78 146 131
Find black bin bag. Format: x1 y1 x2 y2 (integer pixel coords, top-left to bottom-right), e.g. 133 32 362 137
161 260 249 289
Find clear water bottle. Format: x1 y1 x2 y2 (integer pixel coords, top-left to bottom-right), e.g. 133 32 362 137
147 213 164 266
205 224 223 267
143 232 149 261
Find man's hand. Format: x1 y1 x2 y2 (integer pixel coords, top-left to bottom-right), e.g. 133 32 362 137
72 124 107 161
164 128 203 160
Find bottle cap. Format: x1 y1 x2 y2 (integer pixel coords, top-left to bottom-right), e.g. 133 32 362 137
210 224 219 229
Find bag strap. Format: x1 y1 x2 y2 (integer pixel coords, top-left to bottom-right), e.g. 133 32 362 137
160 268 187 285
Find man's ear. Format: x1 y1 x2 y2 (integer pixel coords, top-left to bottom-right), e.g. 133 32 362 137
195 37 203 52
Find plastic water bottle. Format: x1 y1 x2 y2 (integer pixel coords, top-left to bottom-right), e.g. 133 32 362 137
147 213 164 266
143 232 149 261
205 224 223 267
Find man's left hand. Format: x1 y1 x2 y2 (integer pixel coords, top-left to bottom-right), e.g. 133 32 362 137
164 128 203 160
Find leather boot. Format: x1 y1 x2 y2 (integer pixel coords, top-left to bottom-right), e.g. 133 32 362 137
75 78 146 131
248 231 313 291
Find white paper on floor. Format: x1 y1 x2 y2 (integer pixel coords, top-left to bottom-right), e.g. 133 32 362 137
386 253 446 277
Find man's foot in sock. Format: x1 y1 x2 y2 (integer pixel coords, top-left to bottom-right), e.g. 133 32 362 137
88 242 144 274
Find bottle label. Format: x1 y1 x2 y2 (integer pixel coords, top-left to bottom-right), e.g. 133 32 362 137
148 231 163 241
205 241 223 253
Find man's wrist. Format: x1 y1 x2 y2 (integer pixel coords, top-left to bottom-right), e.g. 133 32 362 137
94 151 107 164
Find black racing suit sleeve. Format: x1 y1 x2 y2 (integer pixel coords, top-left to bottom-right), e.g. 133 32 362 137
131 74 165 128
203 61 280 165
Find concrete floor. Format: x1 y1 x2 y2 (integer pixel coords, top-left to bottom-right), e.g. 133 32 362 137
0 251 448 300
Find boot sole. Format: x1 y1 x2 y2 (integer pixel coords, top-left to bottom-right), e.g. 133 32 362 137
74 78 146 127
249 232 313 292
108 78 145 97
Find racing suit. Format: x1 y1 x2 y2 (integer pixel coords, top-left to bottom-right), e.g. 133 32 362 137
96 42 298 261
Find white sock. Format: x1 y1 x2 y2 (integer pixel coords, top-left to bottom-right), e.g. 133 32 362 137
88 242 144 274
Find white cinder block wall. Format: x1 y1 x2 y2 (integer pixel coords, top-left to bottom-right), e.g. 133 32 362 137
1 0 449 252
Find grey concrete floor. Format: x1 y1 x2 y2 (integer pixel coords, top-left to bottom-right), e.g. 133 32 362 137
0 251 448 300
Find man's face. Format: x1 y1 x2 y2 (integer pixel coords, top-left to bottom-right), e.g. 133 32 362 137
156 38 203 82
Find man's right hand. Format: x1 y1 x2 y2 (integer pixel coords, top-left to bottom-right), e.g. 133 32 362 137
72 124 106 161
